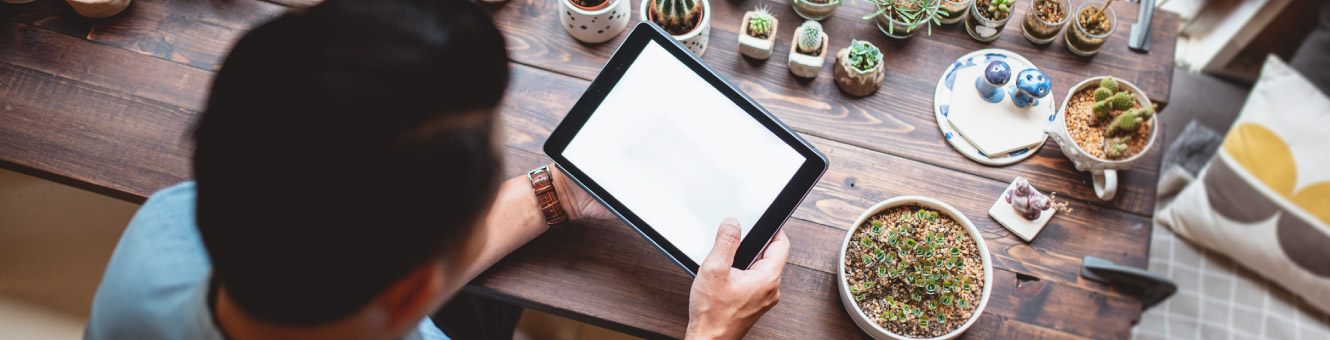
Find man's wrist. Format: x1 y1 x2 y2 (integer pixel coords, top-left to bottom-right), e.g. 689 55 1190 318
546 163 580 222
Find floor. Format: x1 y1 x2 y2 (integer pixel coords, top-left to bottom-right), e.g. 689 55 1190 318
0 167 639 340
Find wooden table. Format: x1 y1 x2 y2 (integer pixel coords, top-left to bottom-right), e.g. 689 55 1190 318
0 0 1177 338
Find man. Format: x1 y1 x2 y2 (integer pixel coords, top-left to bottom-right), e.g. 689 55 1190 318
84 0 788 339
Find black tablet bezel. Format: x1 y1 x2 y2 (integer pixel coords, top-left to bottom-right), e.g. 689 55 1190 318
543 22 828 276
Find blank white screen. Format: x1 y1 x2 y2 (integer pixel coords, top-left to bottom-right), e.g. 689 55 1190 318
563 41 805 264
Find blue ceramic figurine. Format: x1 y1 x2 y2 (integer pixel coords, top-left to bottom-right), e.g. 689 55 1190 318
975 61 1010 103
1008 68 1051 108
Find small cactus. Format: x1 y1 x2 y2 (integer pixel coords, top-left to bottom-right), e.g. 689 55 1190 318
747 7 774 38
1104 136 1132 158
1132 104 1157 121
1093 87 1112 102
1109 91 1136 110
1092 100 1113 121
797 20 823 55
1105 109 1142 136
650 0 702 35
1099 76 1119 93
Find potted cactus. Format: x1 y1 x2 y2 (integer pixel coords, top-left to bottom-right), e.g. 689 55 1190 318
1045 76 1158 200
641 0 713 56
559 0 633 44
834 40 886 96
739 6 780 60
965 0 1014 42
861 0 948 39
788 20 829 78
792 0 841 21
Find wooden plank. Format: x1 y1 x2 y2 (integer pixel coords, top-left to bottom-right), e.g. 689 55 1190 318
488 0 1174 216
0 21 213 111
84 0 287 71
0 63 193 202
0 0 95 38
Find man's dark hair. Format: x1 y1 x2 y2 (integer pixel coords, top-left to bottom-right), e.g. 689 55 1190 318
192 0 508 326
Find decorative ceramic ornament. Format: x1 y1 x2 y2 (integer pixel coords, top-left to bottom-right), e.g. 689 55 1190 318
975 61 1010 103
1008 68 1050 108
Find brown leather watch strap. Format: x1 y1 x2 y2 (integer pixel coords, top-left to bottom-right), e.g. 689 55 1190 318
528 165 569 229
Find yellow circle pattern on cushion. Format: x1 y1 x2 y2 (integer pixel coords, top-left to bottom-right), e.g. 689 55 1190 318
1293 182 1330 228
1223 122 1297 197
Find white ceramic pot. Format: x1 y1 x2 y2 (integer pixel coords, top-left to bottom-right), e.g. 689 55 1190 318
838 196 994 340
738 11 778 60
559 0 632 44
787 29 827 78
640 0 711 56
1044 77 1157 201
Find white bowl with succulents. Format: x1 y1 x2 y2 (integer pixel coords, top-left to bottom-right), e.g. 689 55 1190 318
738 7 779 60
1044 76 1157 201
788 20 828 78
642 0 712 56
559 0 632 44
838 196 993 340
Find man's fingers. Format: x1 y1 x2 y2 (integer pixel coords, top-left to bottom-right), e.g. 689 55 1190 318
750 230 790 275
701 218 742 274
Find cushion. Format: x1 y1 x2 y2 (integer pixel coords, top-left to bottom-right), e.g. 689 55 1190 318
1156 56 1330 314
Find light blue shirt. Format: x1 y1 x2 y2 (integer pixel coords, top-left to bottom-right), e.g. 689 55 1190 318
85 182 448 340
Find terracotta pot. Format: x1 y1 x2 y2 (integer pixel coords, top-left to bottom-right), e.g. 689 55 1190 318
834 47 886 97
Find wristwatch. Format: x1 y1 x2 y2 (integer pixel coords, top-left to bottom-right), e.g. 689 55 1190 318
527 165 569 230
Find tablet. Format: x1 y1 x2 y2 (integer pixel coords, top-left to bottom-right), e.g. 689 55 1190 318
544 22 828 275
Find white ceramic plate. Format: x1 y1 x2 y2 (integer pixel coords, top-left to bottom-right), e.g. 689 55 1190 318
933 49 1055 166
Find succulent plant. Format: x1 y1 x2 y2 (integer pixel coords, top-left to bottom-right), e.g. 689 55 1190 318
861 0 947 36
845 40 883 71
797 20 823 55
1132 104 1157 121
747 6 775 38
981 0 1014 18
1104 136 1132 158
848 209 975 330
650 0 702 35
1092 100 1113 121
1099 76 1119 93
1105 108 1142 136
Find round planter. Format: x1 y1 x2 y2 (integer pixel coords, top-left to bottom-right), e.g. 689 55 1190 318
1020 0 1070 44
641 0 712 56
560 0 632 44
939 0 974 25
791 0 840 21
1044 77 1156 200
738 12 779 60
837 196 994 340
874 7 929 39
1064 1 1116 56
834 47 885 97
964 1 1012 42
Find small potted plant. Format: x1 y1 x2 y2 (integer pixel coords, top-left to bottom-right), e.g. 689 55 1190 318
1045 76 1159 200
839 197 993 339
1065 0 1116 56
792 0 841 21
835 40 886 97
788 20 829 78
964 0 1014 42
938 0 973 24
862 0 948 39
1020 0 1069 44
559 0 633 44
739 6 780 60
641 0 713 56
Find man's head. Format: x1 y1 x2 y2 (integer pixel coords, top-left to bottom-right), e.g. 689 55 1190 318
192 0 507 328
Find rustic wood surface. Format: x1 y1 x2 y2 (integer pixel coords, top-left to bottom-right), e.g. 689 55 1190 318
0 0 1178 338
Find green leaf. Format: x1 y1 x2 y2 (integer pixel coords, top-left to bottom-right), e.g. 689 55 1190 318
877 265 887 277
856 294 865 301
919 316 929 328
926 283 938 295
861 237 873 247
942 293 953 306
938 314 947 324
928 299 938 310
950 248 961 256
911 293 921 301
862 254 873 265
959 299 969 308
872 220 883 227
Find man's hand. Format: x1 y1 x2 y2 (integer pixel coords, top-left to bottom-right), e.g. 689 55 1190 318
549 163 613 221
685 218 790 340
